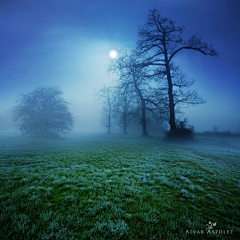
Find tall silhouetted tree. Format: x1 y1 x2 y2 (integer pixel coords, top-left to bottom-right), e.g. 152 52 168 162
11 86 73 138
137 9 218 133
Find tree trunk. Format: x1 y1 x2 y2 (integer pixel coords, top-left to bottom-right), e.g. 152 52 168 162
123 122 127 134
123 104 127 134
123 114 127 134
166 63 176 131
107 125 111 134
163 40 176 131
107 113 111 134
141 99 148 136
133 71 148 137
107 93 111 134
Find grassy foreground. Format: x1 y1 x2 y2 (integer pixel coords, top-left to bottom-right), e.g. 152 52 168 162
0 133 240 239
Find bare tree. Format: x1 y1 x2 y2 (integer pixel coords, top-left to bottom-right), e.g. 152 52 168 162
11 86 73 138
154 64 206 126
109 50 156 137
113 84 137 134
137 9 218 132
95 85 114 134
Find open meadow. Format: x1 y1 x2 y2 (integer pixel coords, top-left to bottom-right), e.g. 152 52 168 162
0 133 240 239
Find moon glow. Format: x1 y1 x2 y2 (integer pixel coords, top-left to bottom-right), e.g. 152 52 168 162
109 50 117 58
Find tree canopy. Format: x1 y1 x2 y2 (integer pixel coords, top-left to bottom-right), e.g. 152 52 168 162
11 86 73 138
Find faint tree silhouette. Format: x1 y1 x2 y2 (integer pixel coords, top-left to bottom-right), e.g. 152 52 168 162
11 86 73 138
108 49 156 137
213 126 219 133
95 85 114 134
112 83 137 134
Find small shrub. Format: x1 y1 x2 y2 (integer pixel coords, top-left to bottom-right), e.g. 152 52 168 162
164 119 195 141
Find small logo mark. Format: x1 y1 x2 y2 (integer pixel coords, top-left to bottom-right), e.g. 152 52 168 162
206 221 217 230
186 221 233 235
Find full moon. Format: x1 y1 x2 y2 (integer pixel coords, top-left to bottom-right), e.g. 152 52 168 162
109 50 117 58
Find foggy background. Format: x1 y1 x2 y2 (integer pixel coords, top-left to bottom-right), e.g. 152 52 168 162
0 0 239 135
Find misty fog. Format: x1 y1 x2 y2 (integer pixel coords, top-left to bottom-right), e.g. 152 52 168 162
0 2 240 238
0 0 240 136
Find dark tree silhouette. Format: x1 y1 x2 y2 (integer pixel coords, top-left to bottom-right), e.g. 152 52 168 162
137 9 218 133
154 64 206 125
11 86 73 138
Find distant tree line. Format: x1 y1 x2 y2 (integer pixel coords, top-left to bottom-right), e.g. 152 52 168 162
96 9 218 141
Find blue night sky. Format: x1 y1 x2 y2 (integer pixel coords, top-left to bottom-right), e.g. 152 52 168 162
0 0 239 133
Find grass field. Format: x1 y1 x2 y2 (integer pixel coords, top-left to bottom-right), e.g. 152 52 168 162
0 133 240 239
